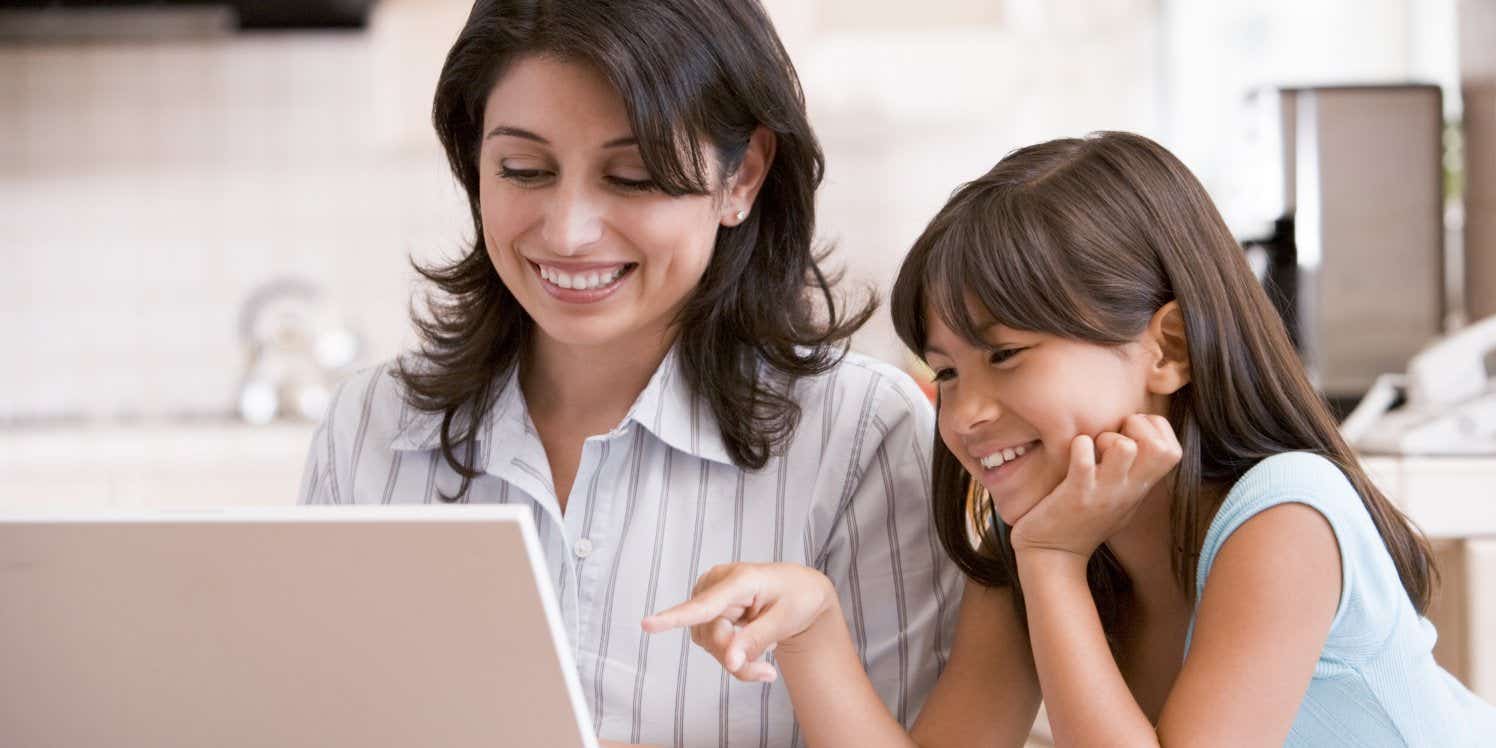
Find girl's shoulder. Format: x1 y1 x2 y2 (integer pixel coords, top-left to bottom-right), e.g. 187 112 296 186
1197 452 1411 655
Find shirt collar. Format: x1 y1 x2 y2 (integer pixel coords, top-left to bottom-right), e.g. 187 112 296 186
624 345 735 466
387 345 736 468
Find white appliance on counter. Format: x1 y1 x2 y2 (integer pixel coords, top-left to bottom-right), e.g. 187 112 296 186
1342 315 1496 456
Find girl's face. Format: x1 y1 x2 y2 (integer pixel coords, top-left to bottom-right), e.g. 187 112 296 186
923 304 1166 526
478 55 745 352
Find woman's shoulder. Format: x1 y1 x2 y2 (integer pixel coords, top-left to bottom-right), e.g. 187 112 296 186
317 356 433 456
787 350 934 429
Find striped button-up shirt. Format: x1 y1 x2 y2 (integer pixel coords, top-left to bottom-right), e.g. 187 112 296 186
299 347 961 747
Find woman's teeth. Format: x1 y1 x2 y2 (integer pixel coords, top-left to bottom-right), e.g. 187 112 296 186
538 264 627 290
980 443 1030 470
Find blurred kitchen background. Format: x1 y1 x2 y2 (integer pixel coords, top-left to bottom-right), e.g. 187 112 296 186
2 0 1495 729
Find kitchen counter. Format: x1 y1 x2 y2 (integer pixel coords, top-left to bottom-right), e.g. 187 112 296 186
1363 455 1496 538
4 425 1490 534
0 421 315 509
1 423 1493 704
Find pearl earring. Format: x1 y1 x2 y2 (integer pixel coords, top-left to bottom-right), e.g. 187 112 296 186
735 209 747 222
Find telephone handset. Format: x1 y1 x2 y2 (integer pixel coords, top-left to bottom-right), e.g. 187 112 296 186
1341 315 1496 456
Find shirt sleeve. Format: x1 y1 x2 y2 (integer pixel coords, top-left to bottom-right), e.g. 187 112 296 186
296 370 361 506
811 367 963 727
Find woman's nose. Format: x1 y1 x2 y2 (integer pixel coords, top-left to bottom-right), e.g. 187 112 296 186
539 182 604 255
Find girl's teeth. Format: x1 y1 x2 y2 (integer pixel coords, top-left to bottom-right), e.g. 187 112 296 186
979 442 1033 470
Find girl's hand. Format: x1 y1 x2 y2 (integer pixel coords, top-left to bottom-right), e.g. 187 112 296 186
1009 414 1181 561
641 562 836 683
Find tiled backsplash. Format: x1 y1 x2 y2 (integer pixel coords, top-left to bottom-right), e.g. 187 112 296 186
0 31 470 420
0 0 1158 421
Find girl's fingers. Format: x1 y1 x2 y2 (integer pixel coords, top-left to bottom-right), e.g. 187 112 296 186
1066 434 1097 488
736 661 778 683
723 601 797 670
1113 414 1178 482
1097 433 1136 487
688 617 747 676
643 575 754 633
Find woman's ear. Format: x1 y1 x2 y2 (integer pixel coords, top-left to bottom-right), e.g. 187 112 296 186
1145 300 1191 395
720 126 776 226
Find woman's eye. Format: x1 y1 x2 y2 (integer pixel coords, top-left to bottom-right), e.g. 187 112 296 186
607 175 659 193
498 166 550 185
930 368 955 383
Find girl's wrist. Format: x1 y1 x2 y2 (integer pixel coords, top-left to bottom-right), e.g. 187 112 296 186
776 573 841 657
1015 546 1091 580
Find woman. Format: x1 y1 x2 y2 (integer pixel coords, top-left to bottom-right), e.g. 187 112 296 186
298 1 960 746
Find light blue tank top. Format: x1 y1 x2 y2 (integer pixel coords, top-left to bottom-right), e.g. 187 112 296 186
1184 451 1496 746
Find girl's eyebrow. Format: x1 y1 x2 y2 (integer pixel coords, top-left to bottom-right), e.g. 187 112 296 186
483 125 636 149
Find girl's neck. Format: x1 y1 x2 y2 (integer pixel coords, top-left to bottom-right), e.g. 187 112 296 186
520 325 676 429
1104 481 1190 617
1105 477 1230 618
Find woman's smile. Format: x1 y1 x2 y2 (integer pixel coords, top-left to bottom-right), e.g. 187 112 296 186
529 259 638 303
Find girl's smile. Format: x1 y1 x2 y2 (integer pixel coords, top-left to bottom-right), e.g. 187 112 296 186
922 302 1169 526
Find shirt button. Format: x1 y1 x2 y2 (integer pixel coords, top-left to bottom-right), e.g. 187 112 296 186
575 538 594 559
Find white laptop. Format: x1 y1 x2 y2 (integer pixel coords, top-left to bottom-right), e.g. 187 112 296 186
0 505 598 748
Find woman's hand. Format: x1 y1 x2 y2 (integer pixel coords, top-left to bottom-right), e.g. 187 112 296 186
1010 414 1181 561
641 562 837 682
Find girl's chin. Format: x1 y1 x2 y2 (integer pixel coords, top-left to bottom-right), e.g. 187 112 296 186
992 497 1036 528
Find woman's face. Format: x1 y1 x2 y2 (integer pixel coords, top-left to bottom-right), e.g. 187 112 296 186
478 55 742 351
922 304 1162 526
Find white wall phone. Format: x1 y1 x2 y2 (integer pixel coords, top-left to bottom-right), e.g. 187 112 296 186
1341 315 1496 455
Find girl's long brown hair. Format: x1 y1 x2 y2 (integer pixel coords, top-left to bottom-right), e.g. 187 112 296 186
890 132 1435 645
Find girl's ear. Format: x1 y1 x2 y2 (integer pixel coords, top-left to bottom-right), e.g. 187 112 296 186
1145 300 1191 395
720 126 776 226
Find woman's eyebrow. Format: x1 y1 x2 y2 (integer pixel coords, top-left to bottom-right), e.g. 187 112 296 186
483 125 636 150
485 125 547 142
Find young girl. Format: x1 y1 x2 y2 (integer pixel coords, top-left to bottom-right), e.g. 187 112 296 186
644 131 1496 745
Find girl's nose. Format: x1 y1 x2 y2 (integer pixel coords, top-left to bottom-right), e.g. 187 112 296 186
944 384 1002 437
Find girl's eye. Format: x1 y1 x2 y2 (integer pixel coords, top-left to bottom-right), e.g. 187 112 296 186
607 175 659 193
498 166 550 185
989 347 1025 366
930 367 955 383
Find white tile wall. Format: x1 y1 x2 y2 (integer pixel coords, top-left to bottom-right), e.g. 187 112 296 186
0 0 1158 420
0 25 471 420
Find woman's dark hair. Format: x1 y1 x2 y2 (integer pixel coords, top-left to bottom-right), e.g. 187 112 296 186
401 0 872 500
890 131 1436 648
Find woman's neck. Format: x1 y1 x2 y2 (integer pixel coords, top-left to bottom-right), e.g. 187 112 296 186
520 326 675 431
